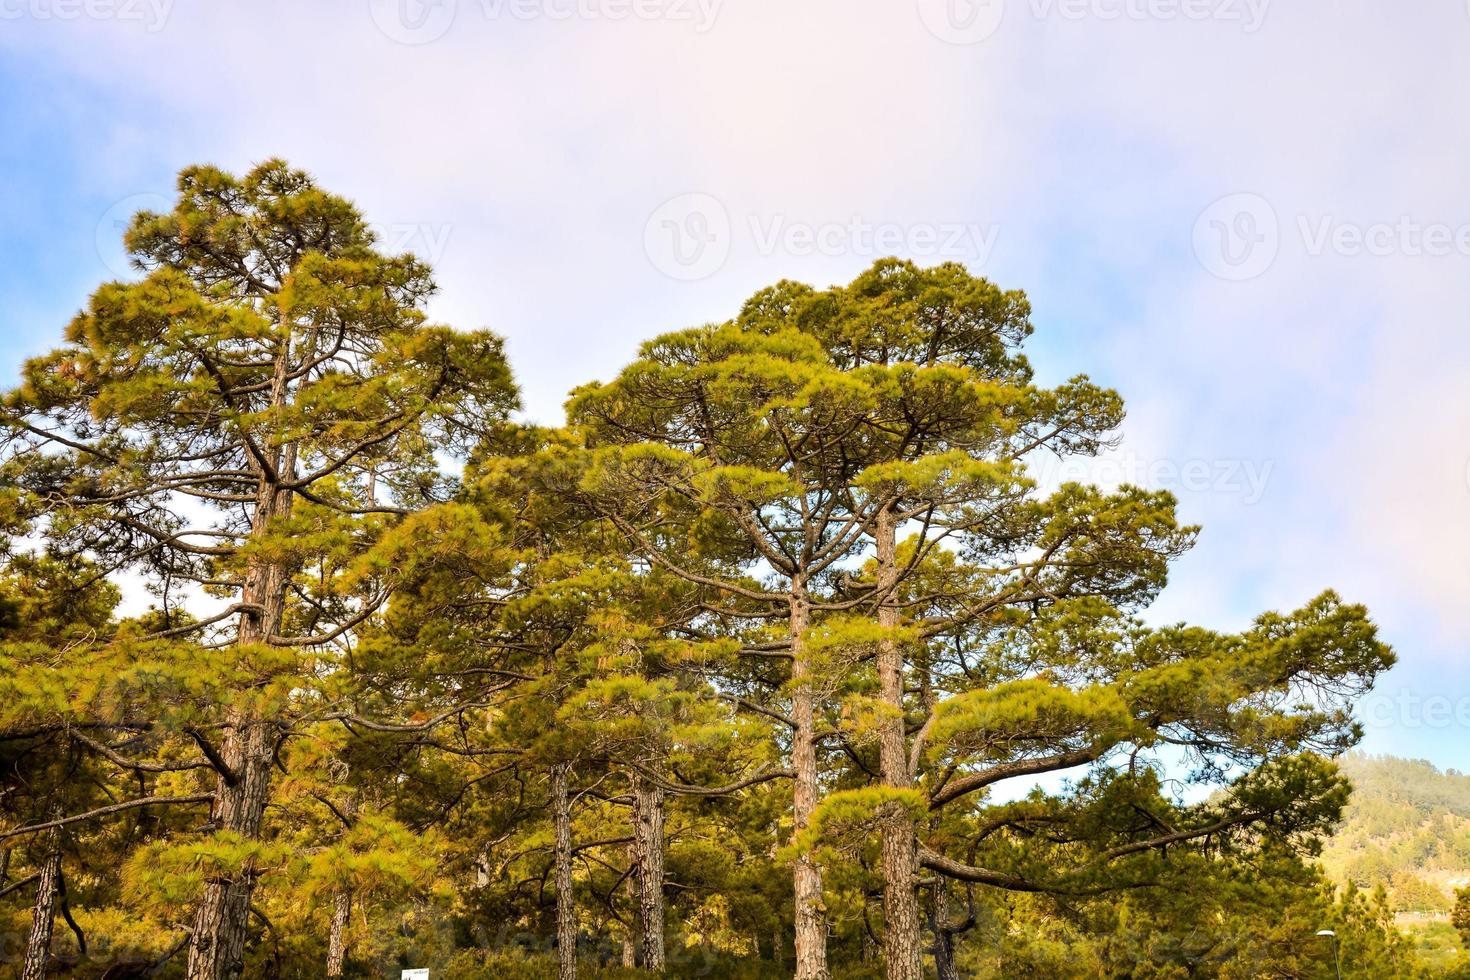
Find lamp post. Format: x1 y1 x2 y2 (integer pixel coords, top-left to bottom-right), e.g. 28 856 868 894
1316 929 1341 980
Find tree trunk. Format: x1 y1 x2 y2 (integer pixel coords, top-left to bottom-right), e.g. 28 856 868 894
325 788 357 978
875 504 923 980
931 880 958 980
552 763 577 980
621 935 636 969
789 587 829 980
20 831 60 980
187 355 298 980
631 774 666 972
325 888 352 977
184 714 275 980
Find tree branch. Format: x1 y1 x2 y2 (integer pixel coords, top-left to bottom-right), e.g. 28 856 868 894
0 794 215 842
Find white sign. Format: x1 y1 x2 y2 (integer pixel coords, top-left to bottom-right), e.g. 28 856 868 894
402 971 429 980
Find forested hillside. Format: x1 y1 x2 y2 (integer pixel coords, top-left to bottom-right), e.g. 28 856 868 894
1326 755 1470 908
0 161 1436 980
1323 755 1470 973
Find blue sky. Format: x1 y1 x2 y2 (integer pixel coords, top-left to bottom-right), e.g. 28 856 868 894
2 0 1468 770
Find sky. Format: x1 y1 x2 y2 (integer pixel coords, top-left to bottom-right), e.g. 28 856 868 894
1 0 1467 771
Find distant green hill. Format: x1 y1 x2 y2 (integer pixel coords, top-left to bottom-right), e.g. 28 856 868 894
1325 754 1470 910
1325 754 1470 972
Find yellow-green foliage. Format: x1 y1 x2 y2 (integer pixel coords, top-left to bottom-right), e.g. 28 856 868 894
786 787 927 861
125 832 293 911
928 678 1135 759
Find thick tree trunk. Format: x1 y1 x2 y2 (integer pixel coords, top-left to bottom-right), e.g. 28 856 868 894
621 935 637 969
325 888 352 977
789 587 829 980
20 831 60 980
184 714 275 980
631 775 666 972
552 763 577 980
874 505 923 980
187 366 297 980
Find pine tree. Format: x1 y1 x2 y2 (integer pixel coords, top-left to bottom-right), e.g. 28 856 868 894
735 258 1115 979
774 262 1391 977
574 259 1394 979
571 324 901 979
0 160 517 979
445 426 774 975
0 555 126 977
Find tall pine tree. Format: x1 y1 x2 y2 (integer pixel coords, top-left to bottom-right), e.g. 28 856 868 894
0 161 517 979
